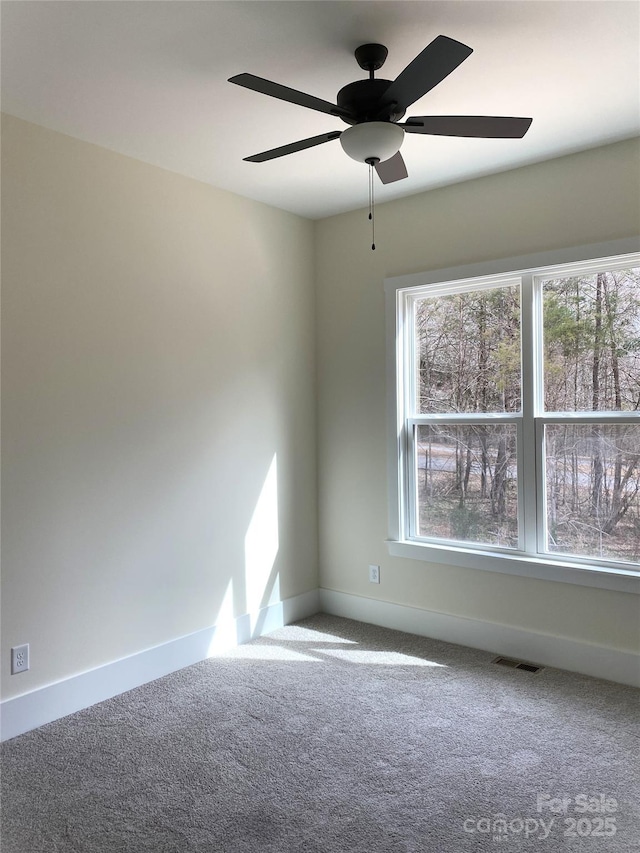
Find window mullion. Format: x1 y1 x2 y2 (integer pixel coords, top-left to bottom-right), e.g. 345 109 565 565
403 294 418 539
408 414 521 425
406 425 419 538
521 274 538 553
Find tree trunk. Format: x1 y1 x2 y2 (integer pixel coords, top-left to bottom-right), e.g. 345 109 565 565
547 431 557 537
591 274 604 520
490 434 508 520
479 430 489 499
602 274 626 534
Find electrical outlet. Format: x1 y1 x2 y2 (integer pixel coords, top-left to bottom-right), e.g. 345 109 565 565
11 644 29 675
368 564 380 584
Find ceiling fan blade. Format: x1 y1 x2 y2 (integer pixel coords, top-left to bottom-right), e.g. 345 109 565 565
378 36 473 113
243 131 342 163
404 115 533 138
229 73 352 119
375 151 408 184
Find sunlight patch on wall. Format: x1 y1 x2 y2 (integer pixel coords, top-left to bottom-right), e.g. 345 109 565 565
207 579 237 657
245 454 280 619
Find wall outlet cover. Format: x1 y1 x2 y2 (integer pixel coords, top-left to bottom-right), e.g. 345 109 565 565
369 565 380 584
11 644 30 675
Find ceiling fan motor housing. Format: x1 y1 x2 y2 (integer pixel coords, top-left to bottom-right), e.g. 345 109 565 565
337 79 406 124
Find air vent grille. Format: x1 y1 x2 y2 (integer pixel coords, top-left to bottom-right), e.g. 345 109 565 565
493 656 543 673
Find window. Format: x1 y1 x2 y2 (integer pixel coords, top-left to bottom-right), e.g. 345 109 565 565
385 240 640 592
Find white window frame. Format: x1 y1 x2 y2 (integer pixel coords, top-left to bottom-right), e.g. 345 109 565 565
385 238 640 594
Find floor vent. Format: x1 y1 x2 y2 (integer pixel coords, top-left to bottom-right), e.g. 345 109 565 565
493 656 543 673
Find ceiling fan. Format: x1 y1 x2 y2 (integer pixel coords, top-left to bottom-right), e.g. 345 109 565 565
229 36 532 184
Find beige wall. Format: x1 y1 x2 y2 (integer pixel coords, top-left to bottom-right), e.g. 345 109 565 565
1 115 318 700
315 139 640 653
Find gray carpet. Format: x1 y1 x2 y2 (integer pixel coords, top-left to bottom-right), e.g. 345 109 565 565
1 614 639 852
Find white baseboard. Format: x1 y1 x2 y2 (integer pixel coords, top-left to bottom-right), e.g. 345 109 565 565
319 588 640 688
0 589 320 742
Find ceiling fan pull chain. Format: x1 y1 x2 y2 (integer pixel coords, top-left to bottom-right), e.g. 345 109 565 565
368 160 376 251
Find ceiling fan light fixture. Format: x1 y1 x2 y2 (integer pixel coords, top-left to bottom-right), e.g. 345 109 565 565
340 121 404 164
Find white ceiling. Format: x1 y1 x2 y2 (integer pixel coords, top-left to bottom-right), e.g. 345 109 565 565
2 1 639 220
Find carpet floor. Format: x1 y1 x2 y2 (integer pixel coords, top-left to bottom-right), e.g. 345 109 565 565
1 614 639 852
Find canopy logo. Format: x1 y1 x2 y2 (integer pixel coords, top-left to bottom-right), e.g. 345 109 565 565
463 814 554 842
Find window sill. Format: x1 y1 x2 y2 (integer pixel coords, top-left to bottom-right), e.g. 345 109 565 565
385 539 640 594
